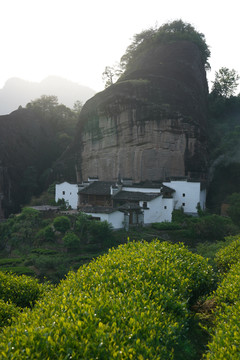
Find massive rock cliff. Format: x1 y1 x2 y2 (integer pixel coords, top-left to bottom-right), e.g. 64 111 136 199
73 40 209 183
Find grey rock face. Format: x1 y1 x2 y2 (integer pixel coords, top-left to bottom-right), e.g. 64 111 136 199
73 41 208 182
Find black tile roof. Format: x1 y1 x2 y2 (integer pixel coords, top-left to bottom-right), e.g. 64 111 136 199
161 185 175 198
113 191 160 201
78 181 115 196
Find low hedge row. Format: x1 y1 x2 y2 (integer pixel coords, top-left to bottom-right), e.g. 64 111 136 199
205 260 240 359
215 235 240 273
0 240 214 359
204 237 240 359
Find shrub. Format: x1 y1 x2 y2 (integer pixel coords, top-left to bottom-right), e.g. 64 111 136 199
75 214 114 245
204 261 240 359
186 215 238 241
18 207 41 225
88 220 114 244
0 241 214 359
215 235 240 273
63 232 81 249
35 225 55 243
0 271 43 308
152 221 181 230
53 216 70 233
172 208 191 223
74 212 93 239
0 299 19 328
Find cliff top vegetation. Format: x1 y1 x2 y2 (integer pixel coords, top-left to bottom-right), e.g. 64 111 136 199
121 19 210 73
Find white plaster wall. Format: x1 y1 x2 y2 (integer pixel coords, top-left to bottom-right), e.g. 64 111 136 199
163 180 203 214
84 211 124 229
140 197 174 224
55 182 79 209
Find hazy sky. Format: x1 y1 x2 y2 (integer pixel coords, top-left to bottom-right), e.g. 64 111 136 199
1 0 240 93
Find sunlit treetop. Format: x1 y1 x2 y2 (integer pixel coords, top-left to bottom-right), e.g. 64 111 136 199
211 67 240 98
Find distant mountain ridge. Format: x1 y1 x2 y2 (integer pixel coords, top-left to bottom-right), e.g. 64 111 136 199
0 76 96 115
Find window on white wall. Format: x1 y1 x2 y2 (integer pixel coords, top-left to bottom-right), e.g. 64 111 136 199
62 191 65 195
182 203 185 207
164 206 167 209
143 202 147 209
182 193 185 197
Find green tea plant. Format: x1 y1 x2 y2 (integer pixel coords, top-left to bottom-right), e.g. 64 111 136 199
0 240 214 359
205 261 240 359
0 271 44 308
0 299 20 328
215 235 240 273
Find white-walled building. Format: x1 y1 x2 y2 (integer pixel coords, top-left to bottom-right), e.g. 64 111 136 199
163 179 206 215
79 207 125 229
55 178 206 229
55 182 79 209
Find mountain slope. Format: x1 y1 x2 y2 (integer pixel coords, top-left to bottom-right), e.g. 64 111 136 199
0 76 95 115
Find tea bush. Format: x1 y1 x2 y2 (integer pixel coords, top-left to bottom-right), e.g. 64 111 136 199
205 261 240 359
215 235 240 273
0 271 44 308
0 299 19 328
0 240 214 359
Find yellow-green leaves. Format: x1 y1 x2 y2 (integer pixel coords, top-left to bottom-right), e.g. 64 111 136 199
205 238 240 359
0 240 214 359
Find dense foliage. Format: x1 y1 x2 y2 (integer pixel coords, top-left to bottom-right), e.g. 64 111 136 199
0 271 43 308
215 235 240 273
0 241 214 359
0 208 115 283
120 20 210 73
207 86 240 212
204 237 240 359
0 271 45 328
156 210 238 241
211 67 239 98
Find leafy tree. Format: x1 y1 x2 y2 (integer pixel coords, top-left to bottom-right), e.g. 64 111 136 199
211 67 239 98
73 100 83 114
63 232 81 249
53 216 71 233
102 64 122 88
36 225 55 243
26 95 59 117
88 220 114 244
